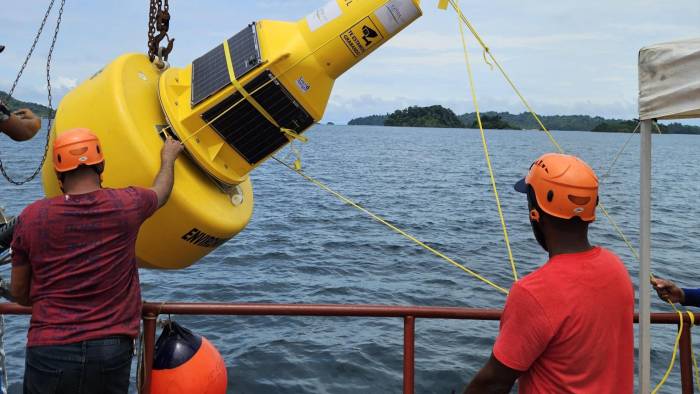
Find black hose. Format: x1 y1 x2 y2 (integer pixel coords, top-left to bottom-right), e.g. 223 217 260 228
0 217 16 253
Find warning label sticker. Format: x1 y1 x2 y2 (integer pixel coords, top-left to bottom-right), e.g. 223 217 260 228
307 0 342 32
375 0 421 35
340 17 384 58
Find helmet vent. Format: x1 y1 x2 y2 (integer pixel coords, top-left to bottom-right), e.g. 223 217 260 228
57 154 62 163
568 195 591 205
69 147 88 156
96 145 101 154
547 190 554 202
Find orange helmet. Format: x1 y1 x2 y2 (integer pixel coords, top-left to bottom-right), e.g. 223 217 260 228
53 128 104 173
514 153 599 222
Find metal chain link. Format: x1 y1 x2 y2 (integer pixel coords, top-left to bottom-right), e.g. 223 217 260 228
0 0 65 185
147 0 174 63
8 0 56 97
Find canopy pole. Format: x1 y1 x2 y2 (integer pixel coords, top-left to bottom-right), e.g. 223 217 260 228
639 119 653 394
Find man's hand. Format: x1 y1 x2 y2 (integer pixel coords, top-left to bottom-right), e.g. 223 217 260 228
161 137 184 163
1 108 42 141
151 137 184 208
14 109 42 132
651 277 685 304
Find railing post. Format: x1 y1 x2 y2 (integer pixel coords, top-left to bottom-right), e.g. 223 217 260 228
679 316 694 394
142 313 158 394
404 316 415 394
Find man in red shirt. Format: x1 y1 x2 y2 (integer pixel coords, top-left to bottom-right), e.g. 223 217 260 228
10 128 183 393
464 153 634 394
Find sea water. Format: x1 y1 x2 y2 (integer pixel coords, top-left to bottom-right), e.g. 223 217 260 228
1 125 698 393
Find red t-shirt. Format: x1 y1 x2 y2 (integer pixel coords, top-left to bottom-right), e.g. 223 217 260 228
11 187 158 347
493 247 634 393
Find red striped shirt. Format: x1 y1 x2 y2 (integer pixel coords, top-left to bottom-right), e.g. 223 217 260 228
12 187 158 347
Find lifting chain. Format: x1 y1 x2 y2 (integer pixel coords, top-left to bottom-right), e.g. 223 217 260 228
147 0 175 64
0 0 65 186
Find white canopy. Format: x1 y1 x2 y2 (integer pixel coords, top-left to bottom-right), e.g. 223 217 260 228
638 38 700 120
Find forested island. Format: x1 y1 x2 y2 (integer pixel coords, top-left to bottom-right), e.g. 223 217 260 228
349 105 700 134
0 91 53 118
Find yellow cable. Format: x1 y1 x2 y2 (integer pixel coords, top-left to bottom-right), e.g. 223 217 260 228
177 0 396 146
272 156 510 295
652 302 684 394
449 0 639 264
448 0 564 153
598 203 640 261
688 311 700 390
457 5 518 282
448 3 690 389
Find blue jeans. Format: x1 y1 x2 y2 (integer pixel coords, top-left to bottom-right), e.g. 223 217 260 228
23 336 134 394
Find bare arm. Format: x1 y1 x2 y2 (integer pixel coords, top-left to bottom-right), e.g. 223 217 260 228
150 138 184 208
0 109 42 141
10 264 32 306
464 353 521 394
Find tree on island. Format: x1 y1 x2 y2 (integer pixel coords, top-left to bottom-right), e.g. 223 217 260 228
0 90 54 118
348 107 700 135
384 105 464 128
469 115 519 130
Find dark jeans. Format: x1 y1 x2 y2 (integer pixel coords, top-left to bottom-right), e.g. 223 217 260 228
24 336 133 394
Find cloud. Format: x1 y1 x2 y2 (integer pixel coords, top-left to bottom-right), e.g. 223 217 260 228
54 76 77 91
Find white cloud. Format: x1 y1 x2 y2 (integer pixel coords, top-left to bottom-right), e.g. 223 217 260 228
54 76 78 91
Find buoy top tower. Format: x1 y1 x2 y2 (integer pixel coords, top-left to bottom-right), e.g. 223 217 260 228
159 0 422 185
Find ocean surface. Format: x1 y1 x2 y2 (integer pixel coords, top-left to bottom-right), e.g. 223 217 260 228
1 124 699 393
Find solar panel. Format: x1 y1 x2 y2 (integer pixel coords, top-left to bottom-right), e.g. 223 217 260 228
228 23 262 80
191 44 230 107
201 71 314 165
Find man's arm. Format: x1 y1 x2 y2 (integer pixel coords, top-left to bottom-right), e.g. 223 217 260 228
0 109 42 141
464 353 521 394
10 264 32 306
150 138 184 208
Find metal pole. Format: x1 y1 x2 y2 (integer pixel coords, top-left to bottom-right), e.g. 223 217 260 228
403 316 415 394
679 318 694 394
639 119 653 394
142 314 158 394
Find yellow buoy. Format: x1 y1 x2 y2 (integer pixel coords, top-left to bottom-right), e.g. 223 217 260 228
42 0 423 269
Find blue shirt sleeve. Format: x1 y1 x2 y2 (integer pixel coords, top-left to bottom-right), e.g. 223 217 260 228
681 288 700 307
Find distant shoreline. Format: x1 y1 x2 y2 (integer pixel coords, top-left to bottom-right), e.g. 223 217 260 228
348 105 700 135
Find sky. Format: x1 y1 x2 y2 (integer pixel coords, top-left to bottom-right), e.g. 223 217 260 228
1 0 698 124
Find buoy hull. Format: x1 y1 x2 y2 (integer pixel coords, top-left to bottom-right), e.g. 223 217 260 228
41 53 254 269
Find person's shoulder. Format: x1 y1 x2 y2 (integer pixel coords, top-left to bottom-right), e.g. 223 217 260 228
17 196 58 222
596 246 622 260
516 261 551 289
106 186 153 198
596 246 632 277
514 260 566 305
107 186 157 206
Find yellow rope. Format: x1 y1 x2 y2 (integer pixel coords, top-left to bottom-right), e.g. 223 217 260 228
220 39 308 145
600 123 640 182
457 5 518 282
173 0 394 146
272 156 510 295
688 311 700 390
448 0 640 266
598 203 640 261
448 0 563 154
652 302 684 394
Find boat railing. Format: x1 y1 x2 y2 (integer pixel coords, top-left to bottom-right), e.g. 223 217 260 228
0 303 695 394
